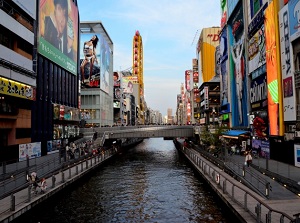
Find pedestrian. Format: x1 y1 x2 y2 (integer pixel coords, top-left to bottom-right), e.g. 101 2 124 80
30 172 39 194
245 152 253 167
40 178 47 194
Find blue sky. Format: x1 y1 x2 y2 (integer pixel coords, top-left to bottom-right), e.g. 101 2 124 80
77 0 221 117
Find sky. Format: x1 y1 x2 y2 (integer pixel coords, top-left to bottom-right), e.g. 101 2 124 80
77 0 221 117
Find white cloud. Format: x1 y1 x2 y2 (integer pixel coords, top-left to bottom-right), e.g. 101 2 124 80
78 0 221 115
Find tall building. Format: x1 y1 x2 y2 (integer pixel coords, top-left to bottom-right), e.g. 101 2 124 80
32 0 81 158
167 108 173 124
79 21 114 127
132 30 145 124
196 27 220 127
0 0 37 161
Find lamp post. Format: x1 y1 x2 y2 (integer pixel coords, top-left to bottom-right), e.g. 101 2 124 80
212 107 216 129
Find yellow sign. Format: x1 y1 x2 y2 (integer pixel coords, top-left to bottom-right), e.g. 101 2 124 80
0 77 35 100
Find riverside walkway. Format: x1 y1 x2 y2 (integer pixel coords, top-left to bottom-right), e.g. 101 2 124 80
175 139 300 223
0 149 116 223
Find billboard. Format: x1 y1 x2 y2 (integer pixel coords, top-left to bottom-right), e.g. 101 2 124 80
80 33 111 93
220 28 229 110
198 28 220 86
265 1 280 135
19 142 42 161
228 3 248 127
288 0 300 42
122 77 134 94
279 5 297 121
38 0 78 74
248 25 266 74
185 70 191 91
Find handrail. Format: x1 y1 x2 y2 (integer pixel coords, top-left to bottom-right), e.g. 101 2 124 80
190 143 270 198
176 142 295 222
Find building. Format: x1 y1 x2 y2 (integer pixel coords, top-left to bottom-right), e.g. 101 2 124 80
0 0 37 161
196 27 221 127
32 0 81 158
79 21 114 127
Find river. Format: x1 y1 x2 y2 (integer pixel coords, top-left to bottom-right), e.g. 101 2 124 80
12 138 238 223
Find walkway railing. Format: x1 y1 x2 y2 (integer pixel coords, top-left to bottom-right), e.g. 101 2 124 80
0 149 114 218
178 144 295 223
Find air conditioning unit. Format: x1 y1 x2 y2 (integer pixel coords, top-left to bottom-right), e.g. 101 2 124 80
295 131 300 137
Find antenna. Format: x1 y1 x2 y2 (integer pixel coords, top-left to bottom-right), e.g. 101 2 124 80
191 29 200 46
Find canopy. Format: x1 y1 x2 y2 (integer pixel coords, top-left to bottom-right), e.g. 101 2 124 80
222 130 249 139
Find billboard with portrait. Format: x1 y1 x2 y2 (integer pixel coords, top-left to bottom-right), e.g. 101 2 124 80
122 77 134 94
38 0 78 74
99 36 111 93
228 2 249 127
80 33 111 93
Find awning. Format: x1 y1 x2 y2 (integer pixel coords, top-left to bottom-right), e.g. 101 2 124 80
222 130 249 139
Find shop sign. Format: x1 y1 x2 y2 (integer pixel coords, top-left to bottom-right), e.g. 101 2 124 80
0 77 35 100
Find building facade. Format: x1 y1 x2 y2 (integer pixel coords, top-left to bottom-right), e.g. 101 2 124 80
0 0 37 161
79 21 114 128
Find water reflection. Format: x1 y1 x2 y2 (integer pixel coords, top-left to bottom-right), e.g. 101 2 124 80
13 138 237 223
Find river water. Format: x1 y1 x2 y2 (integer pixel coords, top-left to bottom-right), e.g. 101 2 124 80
13 138 238 223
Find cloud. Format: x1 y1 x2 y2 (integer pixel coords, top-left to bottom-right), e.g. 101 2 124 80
78 0 221 116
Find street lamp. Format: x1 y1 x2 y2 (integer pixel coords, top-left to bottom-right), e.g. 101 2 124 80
212 107 216 128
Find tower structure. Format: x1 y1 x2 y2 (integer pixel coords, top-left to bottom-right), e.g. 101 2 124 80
132 31 144 124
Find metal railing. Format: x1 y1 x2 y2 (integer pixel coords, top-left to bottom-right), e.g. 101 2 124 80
0 149 115 219
179 145 296 223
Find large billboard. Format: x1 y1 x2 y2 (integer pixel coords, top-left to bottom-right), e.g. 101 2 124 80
288 0 300 42
80 33 111 93
279 4 297 121
220 27 230 113
198 27 220 86
265 1 280 135
228 3 248 127
38 0 78 74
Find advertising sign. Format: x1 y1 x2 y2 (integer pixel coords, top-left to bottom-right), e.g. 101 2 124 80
122 77 134 94
250 74 267 106
19 142 42 161
248 25 266 74
279 5 296 121
38 0 78 74
288 0 300 42
80 33 111 93
80 33 101 88
185 70 192 91
294 144 300 167
220 28 229 108
265 2 280 135
99 36 111 94
229 4 248 127
0 77 35 100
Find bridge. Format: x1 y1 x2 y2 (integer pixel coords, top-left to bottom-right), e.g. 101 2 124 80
79 125 195 146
